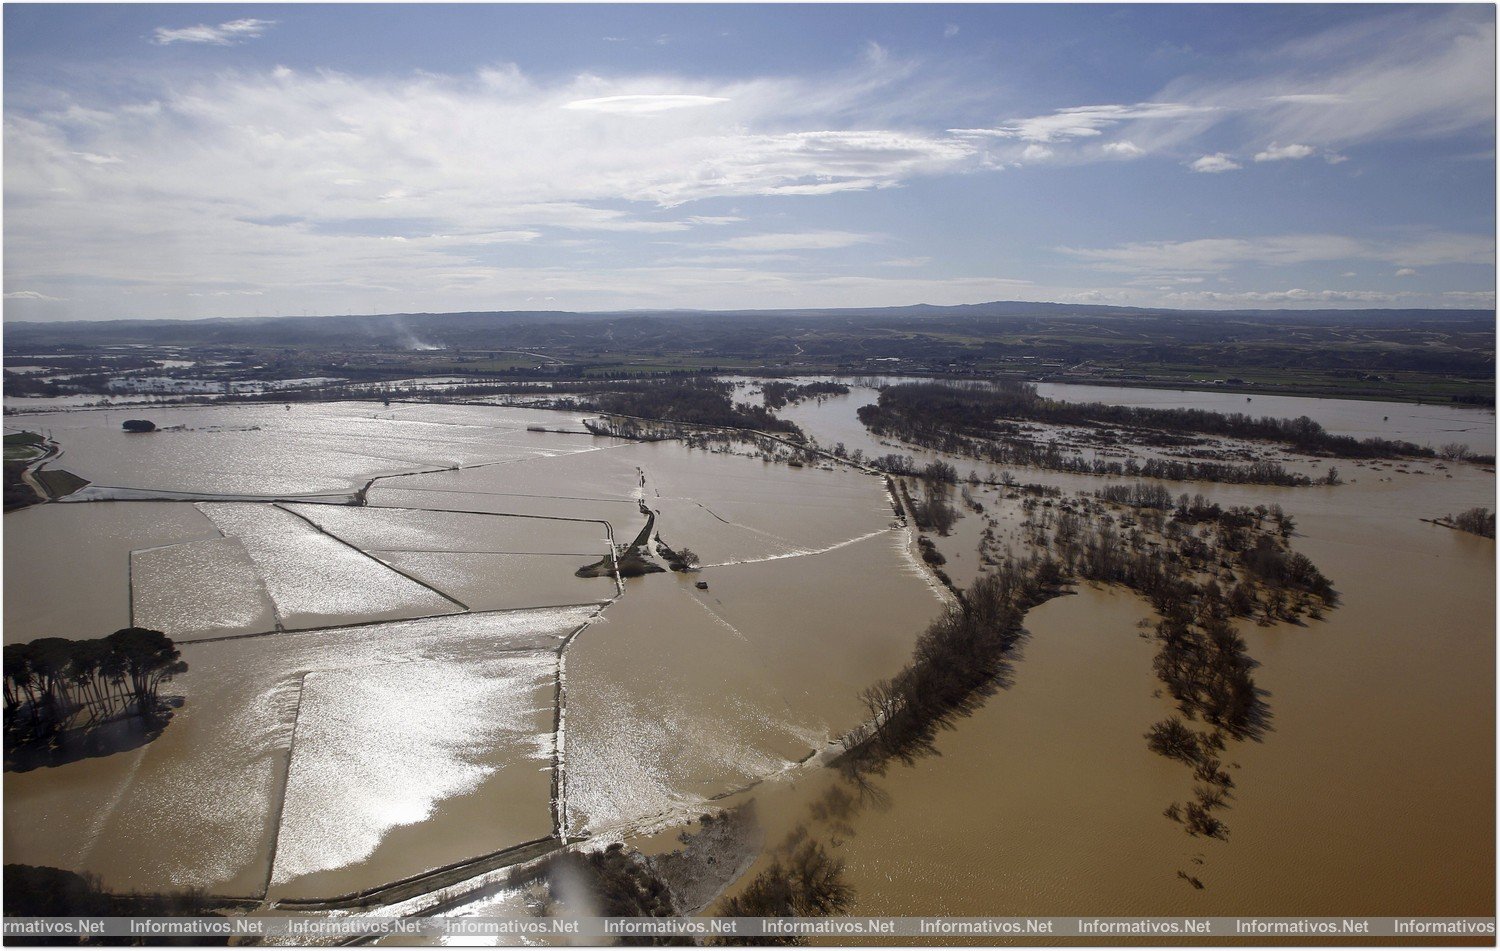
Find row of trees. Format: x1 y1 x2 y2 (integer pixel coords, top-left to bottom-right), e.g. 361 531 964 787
4 628 186 747
842 561 1058 767
858 401 1321 487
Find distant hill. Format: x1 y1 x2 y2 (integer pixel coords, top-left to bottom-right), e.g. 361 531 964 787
4 300 1493 350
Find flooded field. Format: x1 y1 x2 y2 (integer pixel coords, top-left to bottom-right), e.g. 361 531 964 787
3 400 940 902
3 384 1493 924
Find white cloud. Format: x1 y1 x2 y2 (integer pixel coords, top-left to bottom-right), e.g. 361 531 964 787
686 216 745 226
944 24 960 39
153 18 274 46
4 290 64 301
1394 267 1418 276
1021 143 1054 162
3 57 990 317
1102 141 1144 157
562 94 730 114
712 231 877 252
70 151 122 166
1254 142 1316 162
1441 290 1497 304
1189 153 1241 173
1157 9 1494 149
1165 288 1402 304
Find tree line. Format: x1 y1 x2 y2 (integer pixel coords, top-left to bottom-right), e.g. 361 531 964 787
862 381 1450 461
580 379 801 435
858 397 1324 487
840 561 1060 768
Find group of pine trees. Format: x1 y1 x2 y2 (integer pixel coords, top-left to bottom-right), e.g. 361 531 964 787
4 628 185 747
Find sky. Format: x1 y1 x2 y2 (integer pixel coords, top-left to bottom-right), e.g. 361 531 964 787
3 3 1496 322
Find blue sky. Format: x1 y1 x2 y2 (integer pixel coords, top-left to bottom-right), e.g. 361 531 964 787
4 3 1495 321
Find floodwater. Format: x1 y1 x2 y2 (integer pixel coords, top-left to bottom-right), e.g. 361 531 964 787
722 381 1497 926
1036 381 1497 457
4 390 1493 920
563 526 941 838
269 652 558 900
6 402 606 497
4 502 222 643
4 607 595 897
3 401 940 903
755 376 1497 459
131 537 278 640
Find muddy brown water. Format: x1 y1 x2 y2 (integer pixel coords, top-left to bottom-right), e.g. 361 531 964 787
2 403 943 900
3 393 1493 920
706 386 1496 926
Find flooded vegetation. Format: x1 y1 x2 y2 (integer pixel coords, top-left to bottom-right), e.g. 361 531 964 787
1 372 1491 930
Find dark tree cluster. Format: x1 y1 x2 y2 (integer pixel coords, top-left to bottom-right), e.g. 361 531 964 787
714 839 853 945
540 845 679 943
1445 506 1496 538
582 379 801 434
3 865 226 945
859 398 1318 487
842 561 1062 769
862 381 1442 461
4 629 185 750
758 380 849 411
956 483 1338 849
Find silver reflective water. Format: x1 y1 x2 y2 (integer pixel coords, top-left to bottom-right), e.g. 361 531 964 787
4 402 938 902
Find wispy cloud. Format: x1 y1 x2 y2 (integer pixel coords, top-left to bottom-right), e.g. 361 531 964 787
1165 288 1405 304
712 231 877 252
947 8 1492 168
152 18 275 46
4 290 64 301
1061 232 1494 274
951 102 1212 144
562 94 730 114
2 54 976 315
